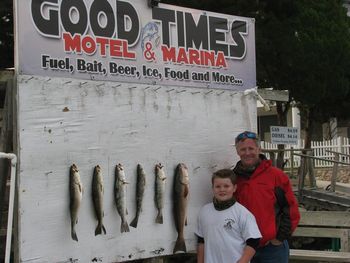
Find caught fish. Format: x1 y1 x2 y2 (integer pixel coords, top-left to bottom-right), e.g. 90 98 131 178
69 163 83 242
173 163 189 253
92 165 106 235
130 164 146 228
114 163 130 233
155 163 166 224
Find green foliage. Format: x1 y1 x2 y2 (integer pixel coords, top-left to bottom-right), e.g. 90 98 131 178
285 0 350 122
166 0 350 122
0 0 13 68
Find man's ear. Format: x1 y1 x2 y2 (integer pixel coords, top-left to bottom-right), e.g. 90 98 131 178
235 145 239 154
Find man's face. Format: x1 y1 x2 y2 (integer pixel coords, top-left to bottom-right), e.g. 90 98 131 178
236 138 260 168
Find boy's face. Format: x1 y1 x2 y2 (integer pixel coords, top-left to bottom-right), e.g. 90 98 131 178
213 177 237 202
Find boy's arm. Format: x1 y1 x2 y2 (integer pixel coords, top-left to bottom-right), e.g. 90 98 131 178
236 245 256 263
236 237 259 263
197 243 204 263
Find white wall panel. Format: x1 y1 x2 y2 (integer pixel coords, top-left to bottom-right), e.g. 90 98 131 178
17 75 257 262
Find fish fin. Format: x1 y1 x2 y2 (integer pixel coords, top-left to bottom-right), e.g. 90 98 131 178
95 223 107 235
155 211 163 224
185 217 188 226
121 221 130 233
184 184 189 198
173 237 186 253
71 228 78 242
95 223 102 236
130 216 138 228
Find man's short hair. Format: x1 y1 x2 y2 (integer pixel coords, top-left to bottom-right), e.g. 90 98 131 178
235 131 260 147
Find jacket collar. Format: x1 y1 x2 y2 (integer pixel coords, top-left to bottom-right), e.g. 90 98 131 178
234 154 270 179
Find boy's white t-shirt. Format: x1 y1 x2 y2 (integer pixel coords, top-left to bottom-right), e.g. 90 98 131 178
195 202 262 263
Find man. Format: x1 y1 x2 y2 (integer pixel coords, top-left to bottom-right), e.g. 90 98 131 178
233 131 300 263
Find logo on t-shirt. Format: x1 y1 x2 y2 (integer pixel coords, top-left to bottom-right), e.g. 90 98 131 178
223 218 235 230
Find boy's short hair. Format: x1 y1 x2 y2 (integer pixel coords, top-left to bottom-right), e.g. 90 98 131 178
212 169 237 185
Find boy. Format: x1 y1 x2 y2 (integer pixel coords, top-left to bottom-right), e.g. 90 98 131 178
196 169 261 263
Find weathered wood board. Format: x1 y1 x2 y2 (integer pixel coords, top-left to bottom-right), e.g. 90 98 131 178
16 75 257 262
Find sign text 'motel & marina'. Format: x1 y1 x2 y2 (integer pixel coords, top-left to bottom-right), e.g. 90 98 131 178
17 0 256 89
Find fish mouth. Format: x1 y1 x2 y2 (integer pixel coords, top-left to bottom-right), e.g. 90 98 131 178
71 164 79 172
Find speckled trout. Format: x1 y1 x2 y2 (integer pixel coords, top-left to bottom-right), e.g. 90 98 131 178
130 164 146 228
69 163 83 242
173 163 189 253
92 165 106 235
155 163 166 224
114 163 130 233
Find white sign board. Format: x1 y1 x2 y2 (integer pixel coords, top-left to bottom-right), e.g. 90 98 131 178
270 126 299 145
16 75 257 262
16 0 255 90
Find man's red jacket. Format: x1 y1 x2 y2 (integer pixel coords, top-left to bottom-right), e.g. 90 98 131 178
234 158 300 247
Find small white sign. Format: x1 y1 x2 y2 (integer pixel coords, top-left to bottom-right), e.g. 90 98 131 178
270 126 299 145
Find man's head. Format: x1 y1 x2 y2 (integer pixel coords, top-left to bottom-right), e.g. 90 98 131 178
235 131 261 168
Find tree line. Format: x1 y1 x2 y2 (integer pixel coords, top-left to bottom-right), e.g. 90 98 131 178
1 0 350 153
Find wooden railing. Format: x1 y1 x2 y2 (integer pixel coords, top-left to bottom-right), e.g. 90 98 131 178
293 152 350 200
261 148 313 177
261 137 350 168
262 148 350 204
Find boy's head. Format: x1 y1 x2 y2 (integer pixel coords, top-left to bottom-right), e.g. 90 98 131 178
212 169 237 202
211 169 237 185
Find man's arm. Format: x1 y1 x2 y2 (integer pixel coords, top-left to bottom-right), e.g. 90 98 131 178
275 171 300 241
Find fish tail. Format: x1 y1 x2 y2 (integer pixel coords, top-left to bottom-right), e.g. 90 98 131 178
173 236 186 253
120 220 130 233
95 222 104 236
102 224 106 234
155 210 163 224
130 215 139 228
71 223 78 242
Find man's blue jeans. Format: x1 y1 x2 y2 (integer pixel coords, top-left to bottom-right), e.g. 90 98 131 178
251 240 289 263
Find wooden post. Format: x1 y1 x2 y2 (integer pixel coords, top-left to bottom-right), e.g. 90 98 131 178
307 151 316 188
269 151 276 167
331 153 339 192
290 147 294 177
297 157 305 203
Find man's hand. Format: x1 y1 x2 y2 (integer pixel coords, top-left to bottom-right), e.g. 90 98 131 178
269 239 283 246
